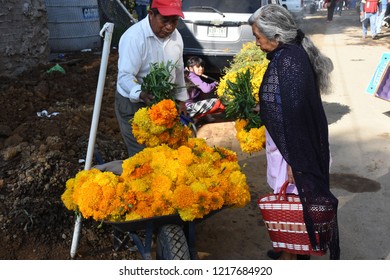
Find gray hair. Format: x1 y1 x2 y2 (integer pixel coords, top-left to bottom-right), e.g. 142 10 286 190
248 4 333 94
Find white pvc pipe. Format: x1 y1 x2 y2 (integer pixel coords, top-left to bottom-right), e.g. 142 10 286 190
70 22 115 259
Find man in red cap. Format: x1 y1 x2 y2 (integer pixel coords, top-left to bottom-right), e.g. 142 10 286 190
115 0 188 157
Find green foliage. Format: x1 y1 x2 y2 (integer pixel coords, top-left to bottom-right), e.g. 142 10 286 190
224 69 262 130
141 61 178 105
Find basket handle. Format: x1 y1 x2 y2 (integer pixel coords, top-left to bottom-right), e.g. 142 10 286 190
276 180 290 201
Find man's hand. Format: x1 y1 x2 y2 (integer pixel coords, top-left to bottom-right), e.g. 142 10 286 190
139 91 154 105
177 101 187 116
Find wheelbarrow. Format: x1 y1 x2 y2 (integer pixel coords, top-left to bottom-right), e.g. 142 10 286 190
105 209 222 260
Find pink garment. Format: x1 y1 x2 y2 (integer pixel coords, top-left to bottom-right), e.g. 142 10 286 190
265 129 298 195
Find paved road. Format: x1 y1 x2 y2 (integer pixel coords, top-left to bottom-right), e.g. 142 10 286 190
196 9 390 260
313 10 390 260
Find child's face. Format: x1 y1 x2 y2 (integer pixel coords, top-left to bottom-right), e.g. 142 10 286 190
189 65 204 76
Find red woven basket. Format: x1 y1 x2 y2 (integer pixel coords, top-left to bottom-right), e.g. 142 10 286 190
257 181 332 256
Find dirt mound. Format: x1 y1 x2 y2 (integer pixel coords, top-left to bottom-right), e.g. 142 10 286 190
0 50 136 259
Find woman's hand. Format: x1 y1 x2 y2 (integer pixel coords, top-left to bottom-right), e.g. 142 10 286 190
287 165 295 184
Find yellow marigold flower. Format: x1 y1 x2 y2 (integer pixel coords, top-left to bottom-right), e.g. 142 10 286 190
236 124 266 153
235 119 248 132
61 178 77 211
125 211 142 221
224 171 250 207
148 122 167 135
177 145 195 166
177 208 197 222
130 179 151 193
190 181 207 192
132 107 151 130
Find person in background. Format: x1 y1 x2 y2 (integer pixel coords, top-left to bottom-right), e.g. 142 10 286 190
135 0 149 20
376 0 389 34
184 56 225 122
336 0 344 15
325 0 337 21
360 0 380 39
115 0 188 157
248 4 340 260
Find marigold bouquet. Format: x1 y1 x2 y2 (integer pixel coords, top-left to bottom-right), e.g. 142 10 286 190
132 61 191 148
61 138 250 222
132 99 192 148
216 42 268 153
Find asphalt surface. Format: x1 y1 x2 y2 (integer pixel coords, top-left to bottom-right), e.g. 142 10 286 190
315 10 390 260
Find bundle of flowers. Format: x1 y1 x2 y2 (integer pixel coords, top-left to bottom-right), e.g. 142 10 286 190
132 99 192 148
216 41 269 104
235 119 266 154
61 138 250 222
216 42 269 153
132 61 192 148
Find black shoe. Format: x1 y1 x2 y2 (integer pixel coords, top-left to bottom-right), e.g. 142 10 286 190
267 249 283 260
297 254 311 260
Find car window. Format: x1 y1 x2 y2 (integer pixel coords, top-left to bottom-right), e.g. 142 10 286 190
181 0 263 13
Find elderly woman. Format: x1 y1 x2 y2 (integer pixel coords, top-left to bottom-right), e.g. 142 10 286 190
249 4 340 260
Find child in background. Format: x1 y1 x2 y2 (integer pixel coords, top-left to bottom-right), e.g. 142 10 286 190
184 56 225 122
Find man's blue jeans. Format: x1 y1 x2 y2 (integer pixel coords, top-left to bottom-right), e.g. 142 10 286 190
362 12 378 38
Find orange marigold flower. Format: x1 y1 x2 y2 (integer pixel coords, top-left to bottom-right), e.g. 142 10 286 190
149 99 178 128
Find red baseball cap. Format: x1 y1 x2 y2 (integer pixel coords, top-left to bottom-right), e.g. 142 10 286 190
151 0 184 18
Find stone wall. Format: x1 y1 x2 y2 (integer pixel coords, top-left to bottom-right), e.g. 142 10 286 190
0 0 49 78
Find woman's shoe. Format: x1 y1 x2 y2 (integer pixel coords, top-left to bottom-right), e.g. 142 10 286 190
297 254 311 260
267 249 282 260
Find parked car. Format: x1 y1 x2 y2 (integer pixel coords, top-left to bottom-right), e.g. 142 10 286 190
177 0 280 75
279 0 304 15
303 0 318 14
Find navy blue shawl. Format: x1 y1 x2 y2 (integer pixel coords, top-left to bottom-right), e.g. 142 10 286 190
259 43 340 259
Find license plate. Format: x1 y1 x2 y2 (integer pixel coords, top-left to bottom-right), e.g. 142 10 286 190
207 26 227 37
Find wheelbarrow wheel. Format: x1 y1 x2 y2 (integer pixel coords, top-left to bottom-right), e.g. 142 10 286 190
156 224 191 260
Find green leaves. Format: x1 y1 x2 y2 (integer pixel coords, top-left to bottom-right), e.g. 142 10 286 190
224 69 262 130
141 61 178 105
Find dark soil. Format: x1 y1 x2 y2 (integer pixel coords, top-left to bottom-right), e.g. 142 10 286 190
0 50 137 259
